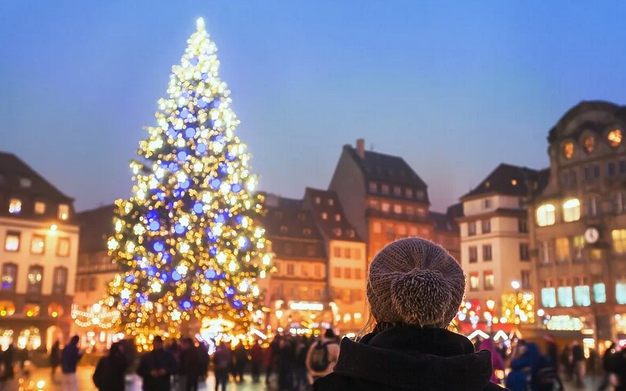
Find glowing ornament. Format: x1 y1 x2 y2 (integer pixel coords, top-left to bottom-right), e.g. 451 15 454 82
197 143 207 153
201 284 211 295
121 289 131 300
225 286 236 298
180 242 190 253
210 178 221 190
177 151 187 161
172 271 182 282
174 223 186 235
185 127 196 138
107 238 119 250
238 236 248 249
115 220 123 232
216 252 227 264
205 269 217 280
229 262 237 272
180 179 191 190
171 309 181 321
180 108 190 119
193 202 204 214
153 241 165 252
181 300 192 310
126 242 136 253
149 220 161 231
232 300 243 309
193 162 203 172
176 265 188 276
125 275 135 283
151 281 162 293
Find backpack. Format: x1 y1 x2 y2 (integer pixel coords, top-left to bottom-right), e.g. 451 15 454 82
532 356 557 391
309 341 330 372
92 357 110 390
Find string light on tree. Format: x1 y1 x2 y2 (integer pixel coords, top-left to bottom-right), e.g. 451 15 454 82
106 17 272 337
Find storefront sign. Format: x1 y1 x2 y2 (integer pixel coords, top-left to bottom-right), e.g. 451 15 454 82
289 302 324 311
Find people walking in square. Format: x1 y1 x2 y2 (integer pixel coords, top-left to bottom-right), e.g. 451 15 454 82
49 340 61 382
137 336 178 391
213 343 232 391
249 341 264 382
179 337 201 391
306 330 339 383
93 341 128 391
61 335 84 391
572 341 586 388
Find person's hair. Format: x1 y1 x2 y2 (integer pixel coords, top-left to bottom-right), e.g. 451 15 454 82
324 328 336 339
70 335 79 345
153 336 164 344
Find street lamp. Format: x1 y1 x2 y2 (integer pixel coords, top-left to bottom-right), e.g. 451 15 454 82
511 280 521 290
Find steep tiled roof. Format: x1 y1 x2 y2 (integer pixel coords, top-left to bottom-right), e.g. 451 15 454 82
304 188 362 242
429 211 459 233
343 145 428 190
461 164 545 200
76 204 115 253
0 151 74 203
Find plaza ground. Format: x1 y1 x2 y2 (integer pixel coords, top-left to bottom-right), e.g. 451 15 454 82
0 366 610 390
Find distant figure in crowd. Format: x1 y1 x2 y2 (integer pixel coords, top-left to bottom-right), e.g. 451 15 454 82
313 238 505 391
61 335 83 391
306 329 339 383
137 336 178 391
0 343 15 385
93 341 128 391
233 343 248 382
589 349 598 378
179 337 200 391
506 341 539 391
572 341 585 388
598 343 616 391
49 340 61 381
265 336 280 384
295 336 310 390
561 346 573 381
213 343 232 391
18 347 30 374
479 338 504 384
278 338 296 391
610 344 626 391
249 341 264 383
197 341 209 380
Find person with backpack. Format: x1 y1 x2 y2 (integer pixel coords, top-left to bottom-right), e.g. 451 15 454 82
506 341 540 391
213 343 232 391
312 238 507 391
137 336 178 391
93 341 128 391
531 348 563 391
61 335 84 391
306 329 340 383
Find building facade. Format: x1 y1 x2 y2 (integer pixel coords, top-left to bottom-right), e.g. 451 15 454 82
458 164 546 329
530 101 626 342
0 152 78 351
329 139 458 261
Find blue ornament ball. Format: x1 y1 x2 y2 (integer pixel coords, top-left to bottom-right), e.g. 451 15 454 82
196 143 207 154
210 178 221 190
185 127 196 138
232 300 243 309
193 202 204 214
153 241 165 252
172 271 182 282
205 269 217 280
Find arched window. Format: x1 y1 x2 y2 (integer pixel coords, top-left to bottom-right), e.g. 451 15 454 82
536 204 556 227
27 266 43 294
563 198 581 222
583 136 595 154
1 264 17 291
608 129 623 148
53 267 68 295
563 142 575 159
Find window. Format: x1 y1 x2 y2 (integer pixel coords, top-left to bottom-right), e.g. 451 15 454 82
416 190 425 200
561 171 569 188
381 184 389 195
583 136 595 154
482 245 492 261
303 228 311 235
469 272 479 291
555 237 570 263
519 243 530 261
518 219 528 233
594 164 600 179
344 268 352 279
593 283 606 303
306 245 316 257
521 270 531 289
368 200 379 210
4 231 20 252
280 226 288 233
468 222 476 236
354 248 362 259
369 182 378 193
343 248 351 259
584 166 593 182
334 267 341 278
355 268 362 280
393 204 402 214
31 234 45 255
563 198 581 222
27 266 43 294
397 225 406 236
335 214 341 222
9 199 21 214
609 162 617 178
538 240 554 264
53 267 68 295
557 286 573 307
284 243 293 255
301 264 309 277
570 171 578 187
328 198 334 206
469 246 478 263
484 199 492 209
536 204 556 227
34 202 46 215
393 186 402 196
574 285 591 307
409 226 418 236
621 160 626 176
541 287 557 308
333 228 342 237
609 129 623 147
1 264 17 291
572 236 585 262
333 247 341 257
612 229 626 254
481 220 491 234
381 203 390 213
563 142 574 159
314 264 322 277
405 188 413 199
321 212 328 220
19 177 32 188
405 206 414 216
58 204 69 220
586 197 598 217
314 197 321 204
615 193 625 214
617 280 626 305
286 263 295 276
484 271 494 290
373 222 382 233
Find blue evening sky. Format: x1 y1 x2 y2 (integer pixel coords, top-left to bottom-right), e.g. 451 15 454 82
1 1 625 212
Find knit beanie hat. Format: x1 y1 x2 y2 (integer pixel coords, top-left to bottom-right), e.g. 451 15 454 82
367 238 465 328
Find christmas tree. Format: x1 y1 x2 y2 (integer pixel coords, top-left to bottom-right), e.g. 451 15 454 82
107 18 272 337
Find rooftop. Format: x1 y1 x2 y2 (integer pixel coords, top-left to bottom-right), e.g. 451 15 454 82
429 211 459 233
75 204 115 253
304 187 362 242
461 163 547 200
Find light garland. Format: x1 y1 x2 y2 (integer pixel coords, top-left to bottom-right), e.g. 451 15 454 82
72 303 120 330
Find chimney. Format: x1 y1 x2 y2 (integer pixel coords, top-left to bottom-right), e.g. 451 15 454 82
356 138 365 159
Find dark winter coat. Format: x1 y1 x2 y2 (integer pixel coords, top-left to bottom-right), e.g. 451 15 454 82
49 343 61 367
93 352 128 391
313 325 507 391
137 348 178 391
61 339 83 374
179 346 200 378
572 345 584 362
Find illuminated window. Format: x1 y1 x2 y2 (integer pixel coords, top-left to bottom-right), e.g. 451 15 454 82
381 203 390 213
583 136 595 154
393 204 402 214
24 304 40 318
306 245 316 257
416 190 425 200
372 222 381 233
335 214 341 222
586 196 598 217
333 247 341 257
405 206 414 216
614 192 624 214
34 202 46 215
563 142 574 159
354 248 362 259
8 199 21 214
536 204 556 227
286 263 295 276
344 268 352 279
574 285 591 307
521 270 532 289
393 186 402 196
555 238 571 263
314 197 321 204
593 283 606 303
27 266 43 294
343 248 351 259
405 188 413 199
617 280 626 305
4 232 20 252
53 267 68 295
612 229 626 254
484 271 494 290
484 198 492 209
541 288 557 308
397 225 406 236
483 245 492 261
314 264 322 277
469 246 477 263
563 198 581 222
557 286 573 307
469 272 479 291
368 200 378 210
58 204 69 220
30 235 45 255
381 185 389 195
48 303 63 318
608 129 622 148
355 268 362 280
328 198 334 206
0 301 15 317
572 236 585 262
482 220 491 234
368 182 378 193
321 213 327 220
1 264 17 291
334 267 341 278
468 222 476 236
